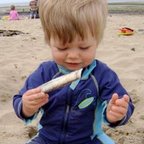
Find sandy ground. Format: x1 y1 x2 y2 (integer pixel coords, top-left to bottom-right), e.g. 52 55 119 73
0 14 144 144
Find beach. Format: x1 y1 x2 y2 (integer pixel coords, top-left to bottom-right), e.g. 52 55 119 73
0 12 144 144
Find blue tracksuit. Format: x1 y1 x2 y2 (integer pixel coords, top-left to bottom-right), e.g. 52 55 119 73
13 60 134 144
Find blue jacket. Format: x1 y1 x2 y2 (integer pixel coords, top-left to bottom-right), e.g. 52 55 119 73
13 60 134 144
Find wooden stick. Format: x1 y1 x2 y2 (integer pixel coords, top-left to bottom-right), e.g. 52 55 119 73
40 69 82 92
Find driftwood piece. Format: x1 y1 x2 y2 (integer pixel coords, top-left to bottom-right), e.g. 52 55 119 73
40 69 82 93
0 29 25 36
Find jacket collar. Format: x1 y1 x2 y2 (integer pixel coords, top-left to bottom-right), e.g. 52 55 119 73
57 60 96 90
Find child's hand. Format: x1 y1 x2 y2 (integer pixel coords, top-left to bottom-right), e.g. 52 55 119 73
106 93 129 123
22 87 49 117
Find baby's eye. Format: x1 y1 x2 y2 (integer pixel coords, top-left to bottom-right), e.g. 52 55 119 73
79 46 89 50
57 47 68 51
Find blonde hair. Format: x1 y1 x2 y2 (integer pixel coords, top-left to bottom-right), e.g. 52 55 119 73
39 0 107 45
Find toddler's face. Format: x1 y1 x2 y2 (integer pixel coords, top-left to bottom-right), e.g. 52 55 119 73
49 35 97 71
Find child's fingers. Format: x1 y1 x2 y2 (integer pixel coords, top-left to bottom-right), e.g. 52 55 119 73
115 95 129 108
31 95 49 105
31 92 48 101
32 93 45 101
110 93 119 104
107 93 118 112
23 87 48 102
24 87 41 96
123 94 130 103
108 109 124 119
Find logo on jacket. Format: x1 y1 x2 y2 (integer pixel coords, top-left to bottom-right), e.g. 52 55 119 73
78 97 94 109
76 89 95 109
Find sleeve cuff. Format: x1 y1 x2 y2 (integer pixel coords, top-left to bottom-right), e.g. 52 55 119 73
17 100 39 125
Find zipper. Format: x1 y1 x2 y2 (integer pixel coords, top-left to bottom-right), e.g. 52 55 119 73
59 88 72 144
59 104 70 144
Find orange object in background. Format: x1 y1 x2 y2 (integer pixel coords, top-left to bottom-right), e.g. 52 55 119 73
118 27 134 36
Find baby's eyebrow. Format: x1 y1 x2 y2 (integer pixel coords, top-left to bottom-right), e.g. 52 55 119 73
56 44 68 48
55 41 68 47
79 42 90 46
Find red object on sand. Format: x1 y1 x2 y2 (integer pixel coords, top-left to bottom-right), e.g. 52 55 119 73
118 27 134 36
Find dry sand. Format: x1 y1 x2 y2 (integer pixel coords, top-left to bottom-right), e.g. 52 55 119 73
0 14 144 144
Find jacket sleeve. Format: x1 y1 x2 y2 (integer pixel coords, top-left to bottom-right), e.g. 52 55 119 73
95 62 135 127
13 64 46 123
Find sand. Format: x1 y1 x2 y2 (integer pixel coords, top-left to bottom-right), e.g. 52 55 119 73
0 14 144 144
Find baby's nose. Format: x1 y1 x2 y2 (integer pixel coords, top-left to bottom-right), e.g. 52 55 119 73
67 50 79 59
